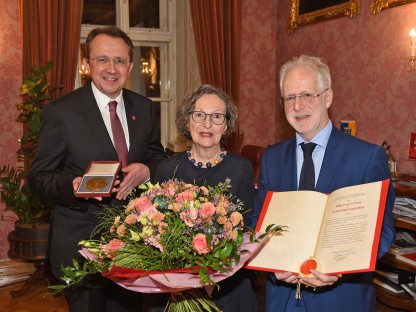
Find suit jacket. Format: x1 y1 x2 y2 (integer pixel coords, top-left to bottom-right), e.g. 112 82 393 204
28 84 166 277
250 126 395 312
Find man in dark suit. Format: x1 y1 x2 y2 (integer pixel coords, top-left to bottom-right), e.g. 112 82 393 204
250 54 395 312
28 26 166 311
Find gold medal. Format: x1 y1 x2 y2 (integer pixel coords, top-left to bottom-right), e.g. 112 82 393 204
85 177 108 191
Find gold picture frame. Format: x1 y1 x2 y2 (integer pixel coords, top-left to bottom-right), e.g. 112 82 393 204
371 0 416 14
288 0 361 33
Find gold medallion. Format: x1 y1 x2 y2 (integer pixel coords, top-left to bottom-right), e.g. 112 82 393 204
85 177 108 191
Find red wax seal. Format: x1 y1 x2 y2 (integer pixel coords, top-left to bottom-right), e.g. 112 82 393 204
300 258 318 276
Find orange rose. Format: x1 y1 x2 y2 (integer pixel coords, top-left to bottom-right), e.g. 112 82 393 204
192 233 212 254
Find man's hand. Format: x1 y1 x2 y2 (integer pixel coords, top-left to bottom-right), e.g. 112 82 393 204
115 163 150 200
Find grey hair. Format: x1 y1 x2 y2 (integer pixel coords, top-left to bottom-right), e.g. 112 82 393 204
176 85 237 140
279 54 331 94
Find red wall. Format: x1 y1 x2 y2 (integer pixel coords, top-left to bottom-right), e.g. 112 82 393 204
0 0 22 258
1 0 416 258
240 0 416 175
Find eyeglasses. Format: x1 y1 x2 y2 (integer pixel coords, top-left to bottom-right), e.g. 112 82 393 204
189 111 227 125
88 57 130 68
280 88 328 108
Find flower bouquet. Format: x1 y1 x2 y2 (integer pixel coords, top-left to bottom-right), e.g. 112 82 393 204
50 179 282 311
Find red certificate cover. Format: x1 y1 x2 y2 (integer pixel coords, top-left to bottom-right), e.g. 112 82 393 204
246 179 390 276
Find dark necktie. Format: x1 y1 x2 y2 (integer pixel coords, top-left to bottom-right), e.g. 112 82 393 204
109 101 128 168
299 142 317 191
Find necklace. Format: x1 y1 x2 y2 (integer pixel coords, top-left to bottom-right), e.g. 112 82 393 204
187 147 226 168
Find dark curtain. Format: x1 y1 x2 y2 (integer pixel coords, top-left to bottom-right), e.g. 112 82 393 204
20 0 83 98
189 0 242 153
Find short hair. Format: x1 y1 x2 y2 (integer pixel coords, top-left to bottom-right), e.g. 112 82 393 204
176 85 238 141
84 26 134 61
279 54 332 94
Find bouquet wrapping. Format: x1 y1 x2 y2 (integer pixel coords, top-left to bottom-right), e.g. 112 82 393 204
80 232 264 293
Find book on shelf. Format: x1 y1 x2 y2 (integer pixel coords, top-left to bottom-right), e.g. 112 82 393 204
390 231 416 255
376 263 415 284
401 283 416 299
374 274 405 294
375 268 398 282
393 196 416 219
246 180 389 276
395 216 416 226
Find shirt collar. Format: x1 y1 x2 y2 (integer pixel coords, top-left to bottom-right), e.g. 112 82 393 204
91 82 124 112
296 120 332 148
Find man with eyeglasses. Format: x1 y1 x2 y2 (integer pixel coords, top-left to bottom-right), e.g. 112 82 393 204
28 26 166 311
250 54 395 312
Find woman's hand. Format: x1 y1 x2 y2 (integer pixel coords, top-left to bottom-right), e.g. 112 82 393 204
300 270 341 288
274 271 300 284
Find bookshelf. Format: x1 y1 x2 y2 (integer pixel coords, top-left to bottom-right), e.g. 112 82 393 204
375 180 416 311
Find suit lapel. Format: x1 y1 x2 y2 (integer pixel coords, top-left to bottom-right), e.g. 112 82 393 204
123 92 141 163
283 138 298 191
316 126 344 192
82 86 118 157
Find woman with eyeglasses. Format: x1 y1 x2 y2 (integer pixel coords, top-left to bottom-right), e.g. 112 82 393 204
147 84 257 312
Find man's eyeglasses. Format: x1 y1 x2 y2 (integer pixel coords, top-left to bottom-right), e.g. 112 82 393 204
280 88 328 108
88 57 131 68
189 111 227 125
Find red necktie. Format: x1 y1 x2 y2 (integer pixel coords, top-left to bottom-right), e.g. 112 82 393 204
299 142 317 191
109 101 128 167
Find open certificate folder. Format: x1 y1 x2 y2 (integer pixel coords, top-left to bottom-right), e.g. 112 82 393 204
246 179 390 276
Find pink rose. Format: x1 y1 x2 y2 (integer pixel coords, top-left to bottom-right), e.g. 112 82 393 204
192 233 212 254
176 191 194 204
133 196 153 213
200 202 215 221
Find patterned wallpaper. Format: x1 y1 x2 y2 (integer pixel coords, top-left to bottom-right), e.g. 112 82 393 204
0 0 22 258
240 0 416 175
1 0 415 258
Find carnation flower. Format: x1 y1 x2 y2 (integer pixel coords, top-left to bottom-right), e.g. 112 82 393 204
103 238 125 259
176 190 194 203
230 211 243 227
116 224 126 237
124 213 138 225
180 207 199 227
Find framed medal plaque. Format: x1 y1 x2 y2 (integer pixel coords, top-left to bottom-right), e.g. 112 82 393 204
75 161 121 197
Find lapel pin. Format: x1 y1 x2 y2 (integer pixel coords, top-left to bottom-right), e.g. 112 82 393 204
132 115 136 121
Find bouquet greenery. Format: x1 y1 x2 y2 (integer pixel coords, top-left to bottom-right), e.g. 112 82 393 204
50 178 282 311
